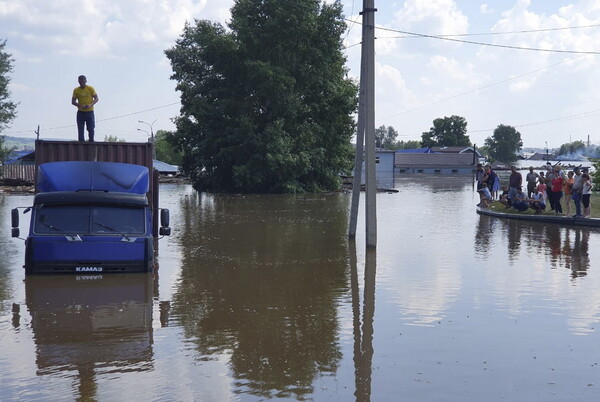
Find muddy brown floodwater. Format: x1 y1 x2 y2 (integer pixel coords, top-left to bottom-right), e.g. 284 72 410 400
1 175 599 401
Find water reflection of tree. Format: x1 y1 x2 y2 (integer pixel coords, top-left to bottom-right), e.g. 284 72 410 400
173 193 350 398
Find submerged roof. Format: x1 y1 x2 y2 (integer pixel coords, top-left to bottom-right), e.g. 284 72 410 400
153 160 179 173
395 153 476 167
37 161 149 194
396 147 434 154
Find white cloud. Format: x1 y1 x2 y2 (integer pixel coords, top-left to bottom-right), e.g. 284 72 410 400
0 0 224 57
509 80 531 92
480 4 494 15
394 0 469 36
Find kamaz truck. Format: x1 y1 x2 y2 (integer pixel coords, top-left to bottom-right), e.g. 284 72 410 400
10 140 171 274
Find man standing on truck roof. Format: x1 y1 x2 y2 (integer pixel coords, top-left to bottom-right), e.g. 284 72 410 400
71 75 98 142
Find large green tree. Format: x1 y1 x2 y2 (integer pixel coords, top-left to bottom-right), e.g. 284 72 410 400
421 115 470 147
0 39 18 166
165 0 357 193
484 124 523 162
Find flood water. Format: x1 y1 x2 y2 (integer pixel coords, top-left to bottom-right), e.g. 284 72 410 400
1 176 599 401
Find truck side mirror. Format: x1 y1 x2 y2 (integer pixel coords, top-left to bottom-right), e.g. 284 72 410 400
11 208 19 227
159 227 171 236
11 208 20 238
160 209 170 227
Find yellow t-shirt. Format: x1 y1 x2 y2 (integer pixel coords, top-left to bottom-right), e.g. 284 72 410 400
72 85 97 111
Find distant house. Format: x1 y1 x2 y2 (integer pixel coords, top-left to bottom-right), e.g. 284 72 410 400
358 148 396 175
153 160 179 175
395 152 476 174
490 161 510 170
526 152 552 161
430 146 482 159
4 150 35 165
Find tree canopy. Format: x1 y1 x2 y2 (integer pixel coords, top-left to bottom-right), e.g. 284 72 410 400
375 125 398 149
0 39 18 166
165 0 357 193
484 124 523 162
375 124 421 150
557 140 585 157
421 115 470 148
155 130 183 166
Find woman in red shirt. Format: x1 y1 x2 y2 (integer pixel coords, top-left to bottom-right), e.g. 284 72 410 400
551 168 565 214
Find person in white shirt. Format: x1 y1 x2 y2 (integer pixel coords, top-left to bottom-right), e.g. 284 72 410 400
581 173 593 218
528 187 546 214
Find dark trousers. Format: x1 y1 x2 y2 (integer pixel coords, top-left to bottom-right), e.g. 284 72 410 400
77 111 95 142
527 182 536 198
552 190 563 213
573 193 582 216
546 187 554 210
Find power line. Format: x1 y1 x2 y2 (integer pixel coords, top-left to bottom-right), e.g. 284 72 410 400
386 30 600 54
376 22 600 39
377 55 584 123
470 107 600 134
3 102 179 135
344 20 600 54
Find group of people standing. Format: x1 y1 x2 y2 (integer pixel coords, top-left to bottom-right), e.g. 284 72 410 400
476 163 593 218
475 164 500 207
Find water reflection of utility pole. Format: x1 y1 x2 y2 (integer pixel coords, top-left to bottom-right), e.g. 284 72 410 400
350 241 376 401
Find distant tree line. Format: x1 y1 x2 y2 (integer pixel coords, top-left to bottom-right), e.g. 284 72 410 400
375 125 420 150
376 115 523 163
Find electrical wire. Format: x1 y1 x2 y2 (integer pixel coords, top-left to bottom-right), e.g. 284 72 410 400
470 107 600 134
344 20 600 54
3 102 179 135
376 22 600 39
377 56 585 123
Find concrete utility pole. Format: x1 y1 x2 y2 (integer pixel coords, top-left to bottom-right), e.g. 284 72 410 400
349 0 377 247
138 119 157 160
348 34 367 239
363 1 377 248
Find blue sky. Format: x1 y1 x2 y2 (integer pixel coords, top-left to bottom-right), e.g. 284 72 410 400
2 0 600 148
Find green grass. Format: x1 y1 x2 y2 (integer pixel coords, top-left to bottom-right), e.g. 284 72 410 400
486 193 600 217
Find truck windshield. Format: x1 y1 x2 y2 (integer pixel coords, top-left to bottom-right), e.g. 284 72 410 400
34 205 145 235
92 206 145 234
35 206 90 234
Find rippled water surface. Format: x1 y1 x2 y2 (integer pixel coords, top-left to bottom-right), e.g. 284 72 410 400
1 175 599 401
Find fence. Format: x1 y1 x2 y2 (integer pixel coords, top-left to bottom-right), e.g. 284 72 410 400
1 165 35 182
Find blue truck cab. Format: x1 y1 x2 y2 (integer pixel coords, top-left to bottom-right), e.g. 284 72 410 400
11 156 171 275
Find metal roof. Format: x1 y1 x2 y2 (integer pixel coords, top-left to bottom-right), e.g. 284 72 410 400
395 153 476 167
